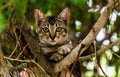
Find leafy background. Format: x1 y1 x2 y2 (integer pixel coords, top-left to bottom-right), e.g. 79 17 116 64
0 0 120 76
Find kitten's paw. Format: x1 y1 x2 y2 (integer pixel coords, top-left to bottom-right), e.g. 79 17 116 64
58 46 71 55
49 53 63 61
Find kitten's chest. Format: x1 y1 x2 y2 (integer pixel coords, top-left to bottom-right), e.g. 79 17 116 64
40 45 58 55
39 41 69 55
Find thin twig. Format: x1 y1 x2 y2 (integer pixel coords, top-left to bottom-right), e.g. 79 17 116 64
79 38 120 61
110 50 120 59
0 0 12 11
31 60 50 77
98 62 107 77
95 42 107 77
17 44 28 59
9 41 19 57
9 28 21 57
4 56 50 77
94 42 99 77
94 41 107 77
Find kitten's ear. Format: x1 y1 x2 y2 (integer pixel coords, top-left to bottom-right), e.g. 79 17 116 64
58 8 70 25
34 9 45 26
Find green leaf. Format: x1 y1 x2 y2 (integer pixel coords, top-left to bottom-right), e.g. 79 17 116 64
0 12 5 33
71 0 79 5
79 0 88 5
29 0 36 3
71 0 88 6
110 22 115 30
12 0 28 18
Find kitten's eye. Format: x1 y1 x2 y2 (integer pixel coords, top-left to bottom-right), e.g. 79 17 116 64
56 27 62 32
43 27 49 33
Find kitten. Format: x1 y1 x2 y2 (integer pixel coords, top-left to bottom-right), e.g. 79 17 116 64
34 8 73 61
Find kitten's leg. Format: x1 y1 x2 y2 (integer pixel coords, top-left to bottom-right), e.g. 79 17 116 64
58 41 73 55
49 53 64 61
49 41 73 61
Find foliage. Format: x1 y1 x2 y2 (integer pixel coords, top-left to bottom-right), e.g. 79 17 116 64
12 0 28 18
0 12 5 33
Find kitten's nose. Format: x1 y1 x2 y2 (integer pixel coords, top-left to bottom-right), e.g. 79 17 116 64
50 34 55 40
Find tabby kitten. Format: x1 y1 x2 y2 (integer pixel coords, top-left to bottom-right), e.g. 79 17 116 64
34 8 73 61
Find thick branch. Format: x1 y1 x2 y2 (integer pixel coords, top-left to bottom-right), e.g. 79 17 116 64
53 0 114 73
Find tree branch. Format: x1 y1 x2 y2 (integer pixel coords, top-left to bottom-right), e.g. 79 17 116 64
0 0 12 11
79 38 120 61
4 56 50 77
53 0 115 73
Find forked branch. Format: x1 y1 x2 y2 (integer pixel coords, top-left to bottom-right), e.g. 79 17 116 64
53 0 115 73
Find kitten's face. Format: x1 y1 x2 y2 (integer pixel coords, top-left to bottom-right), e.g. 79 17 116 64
34 8 70 45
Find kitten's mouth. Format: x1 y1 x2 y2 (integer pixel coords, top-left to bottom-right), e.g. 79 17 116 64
51 40 55 42
49 40 58 45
